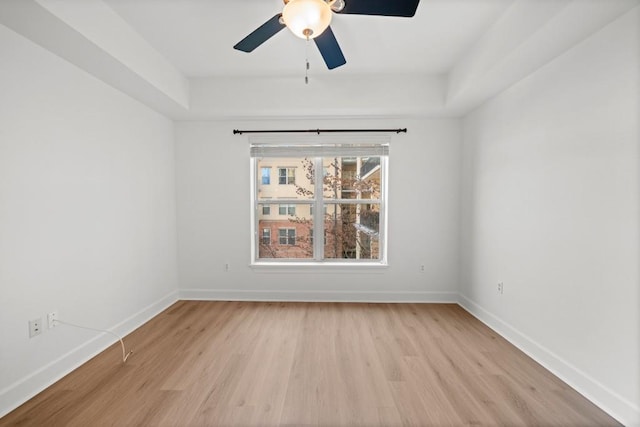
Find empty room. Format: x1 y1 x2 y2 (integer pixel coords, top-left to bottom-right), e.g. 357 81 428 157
0 0 638 425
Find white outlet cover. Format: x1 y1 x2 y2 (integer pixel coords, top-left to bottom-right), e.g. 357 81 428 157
47 312 58 329
29 318 42 338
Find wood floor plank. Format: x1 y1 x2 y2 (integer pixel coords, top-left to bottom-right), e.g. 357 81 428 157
0 301 622 427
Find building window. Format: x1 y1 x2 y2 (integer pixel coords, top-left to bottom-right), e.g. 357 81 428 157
261 167 271 185
278 167 295 185
252 140 388 264
278 228 296 245
278 204 295 216
261 228 271 245
262 205 271 215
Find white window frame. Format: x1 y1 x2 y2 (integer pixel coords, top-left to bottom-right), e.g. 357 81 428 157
250 136 389 266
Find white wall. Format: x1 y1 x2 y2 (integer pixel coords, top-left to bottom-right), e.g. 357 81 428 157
0 25 178 416
460 7 639 426
176 118 461 301
2 2 637 424
188 74 445 119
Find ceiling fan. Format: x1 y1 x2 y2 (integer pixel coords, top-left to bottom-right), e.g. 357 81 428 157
233 0 420 70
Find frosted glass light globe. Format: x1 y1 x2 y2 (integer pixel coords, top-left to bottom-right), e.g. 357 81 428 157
282 0 332 39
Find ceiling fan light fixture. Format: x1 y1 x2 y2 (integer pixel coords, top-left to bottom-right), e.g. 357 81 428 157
282 0 332 39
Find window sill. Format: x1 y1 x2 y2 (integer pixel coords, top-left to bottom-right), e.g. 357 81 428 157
250 261 388 274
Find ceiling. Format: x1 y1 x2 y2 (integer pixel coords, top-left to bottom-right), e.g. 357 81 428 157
1 0 636 119
102 0 513 77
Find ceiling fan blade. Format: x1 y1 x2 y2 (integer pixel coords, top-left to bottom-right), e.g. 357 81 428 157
314 26 346 70
340 0 420 17
234 14 285 52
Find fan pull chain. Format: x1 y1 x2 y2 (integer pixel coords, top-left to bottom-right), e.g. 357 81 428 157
305 36 310 85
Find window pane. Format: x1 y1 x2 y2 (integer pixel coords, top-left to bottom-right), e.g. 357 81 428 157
261 228 271 245
278 204 296 217
258 204 272 220
323 203 380 260
261 167 270 185
278 167 296 185
278 229 289 244
287 228 296 245
323 156 381 200
258 204 314 259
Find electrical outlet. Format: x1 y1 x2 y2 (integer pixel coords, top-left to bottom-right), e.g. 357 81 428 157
497 282 504 294
48 311 58 329
29 318 42 338
420 264 425 272
224 263 230 272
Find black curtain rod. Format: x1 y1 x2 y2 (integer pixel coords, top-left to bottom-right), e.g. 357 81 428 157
233 128 407 135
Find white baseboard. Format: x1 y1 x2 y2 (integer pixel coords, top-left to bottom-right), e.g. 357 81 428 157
457 294 640 427
179 288 458 303
0 289 179 419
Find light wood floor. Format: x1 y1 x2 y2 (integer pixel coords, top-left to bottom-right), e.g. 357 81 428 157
1 301 621 426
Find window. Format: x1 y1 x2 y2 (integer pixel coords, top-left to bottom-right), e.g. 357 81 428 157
262 205 271 215
252 140 388 264
278 228 296 245
261 167 271 185
261 228 271 245
278 204 296 216
278 167 295 185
